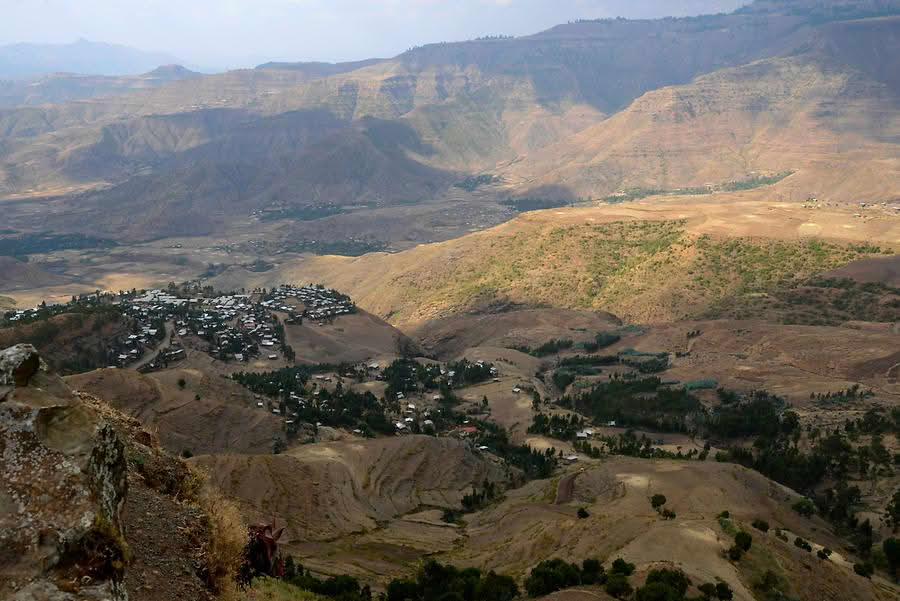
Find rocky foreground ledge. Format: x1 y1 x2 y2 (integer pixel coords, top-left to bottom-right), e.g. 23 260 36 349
1 344 129 601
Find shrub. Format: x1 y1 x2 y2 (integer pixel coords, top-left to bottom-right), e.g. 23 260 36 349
751 519 769 532
817 548 832 560
200 482 246 595
581 559 605 585
641 568 690 598
792 498 815 517
716 582 734 600
662 509 676 520
577 507 590 519
717 510 730 519
853 562 874 578
610 558 635 576
735 531 753 552
727 545 743 561
794 537 812 552
177 377 187 389
524 558 582 597
605 574 633 599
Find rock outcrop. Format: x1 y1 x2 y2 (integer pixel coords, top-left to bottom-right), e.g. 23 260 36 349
1 344 129 601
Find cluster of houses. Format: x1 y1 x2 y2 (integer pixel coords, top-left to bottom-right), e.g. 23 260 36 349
261 284 356 322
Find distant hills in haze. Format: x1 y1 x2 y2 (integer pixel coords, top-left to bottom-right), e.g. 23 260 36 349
0 38 185 78
0 0 898 243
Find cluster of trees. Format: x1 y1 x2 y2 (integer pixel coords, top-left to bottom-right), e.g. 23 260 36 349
282 556 372 601
564 375 700 434
512 338 574 357
280 237 388 257
447 359 496 387
475 419 559 479
524 557 622 597
499 198 573 212
385 560 517 601
617 349 670 374
258 204 345 222
461 480 499 511
528 413 586 439
650 494 676 520
454 174 499 191
233 365 395 436
809 384 874 403
0 232 117 256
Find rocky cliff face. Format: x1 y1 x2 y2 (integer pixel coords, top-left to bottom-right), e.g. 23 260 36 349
1 344 129 601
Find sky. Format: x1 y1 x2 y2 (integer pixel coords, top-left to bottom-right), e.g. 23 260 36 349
0 0 750 70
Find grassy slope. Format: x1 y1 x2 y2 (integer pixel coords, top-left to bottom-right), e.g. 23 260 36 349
280 210 893 328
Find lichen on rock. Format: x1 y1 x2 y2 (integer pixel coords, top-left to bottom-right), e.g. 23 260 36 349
0 345 130 601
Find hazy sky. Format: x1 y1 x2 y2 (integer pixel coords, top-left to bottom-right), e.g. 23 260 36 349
1 0 750 69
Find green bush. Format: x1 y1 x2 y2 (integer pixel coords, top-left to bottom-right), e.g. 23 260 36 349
605 574 633 599
792 498 815 517
735 531 753 552
751 519 769 532
610 558 635 576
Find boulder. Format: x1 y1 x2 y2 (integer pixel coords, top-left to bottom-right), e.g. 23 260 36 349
0 344 41 388
0 345 129 601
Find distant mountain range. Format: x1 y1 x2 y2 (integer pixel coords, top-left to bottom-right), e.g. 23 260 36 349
0 0 898 243
0 38 184 78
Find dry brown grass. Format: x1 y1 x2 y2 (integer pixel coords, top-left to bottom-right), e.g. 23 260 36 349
186 464 247 600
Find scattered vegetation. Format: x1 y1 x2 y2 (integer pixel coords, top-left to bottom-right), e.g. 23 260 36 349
0 232 117 255
454 174 500 191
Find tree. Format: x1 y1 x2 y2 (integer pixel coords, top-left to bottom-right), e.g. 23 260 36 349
577 507 590 519
177 377 186 389
888 489 900 532
641 568 690 599
734 531 752 552
793 498 815 517
610 558 635 576
273 438 287 455
698 582 717 599
751 519 769 532
605 574 633 599
581 559 605 585
651 494 668 512
727 546 743 561
884 538 900 580
283 554 297 580
477 570 518 601
715 582 734 600
394 333 418 359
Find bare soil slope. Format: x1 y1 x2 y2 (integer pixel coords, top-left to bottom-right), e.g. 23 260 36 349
413 307 621 360
450 457 894 601
821 254 900 286
194 436 509 543
0 255 68 290
66 366 283 456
